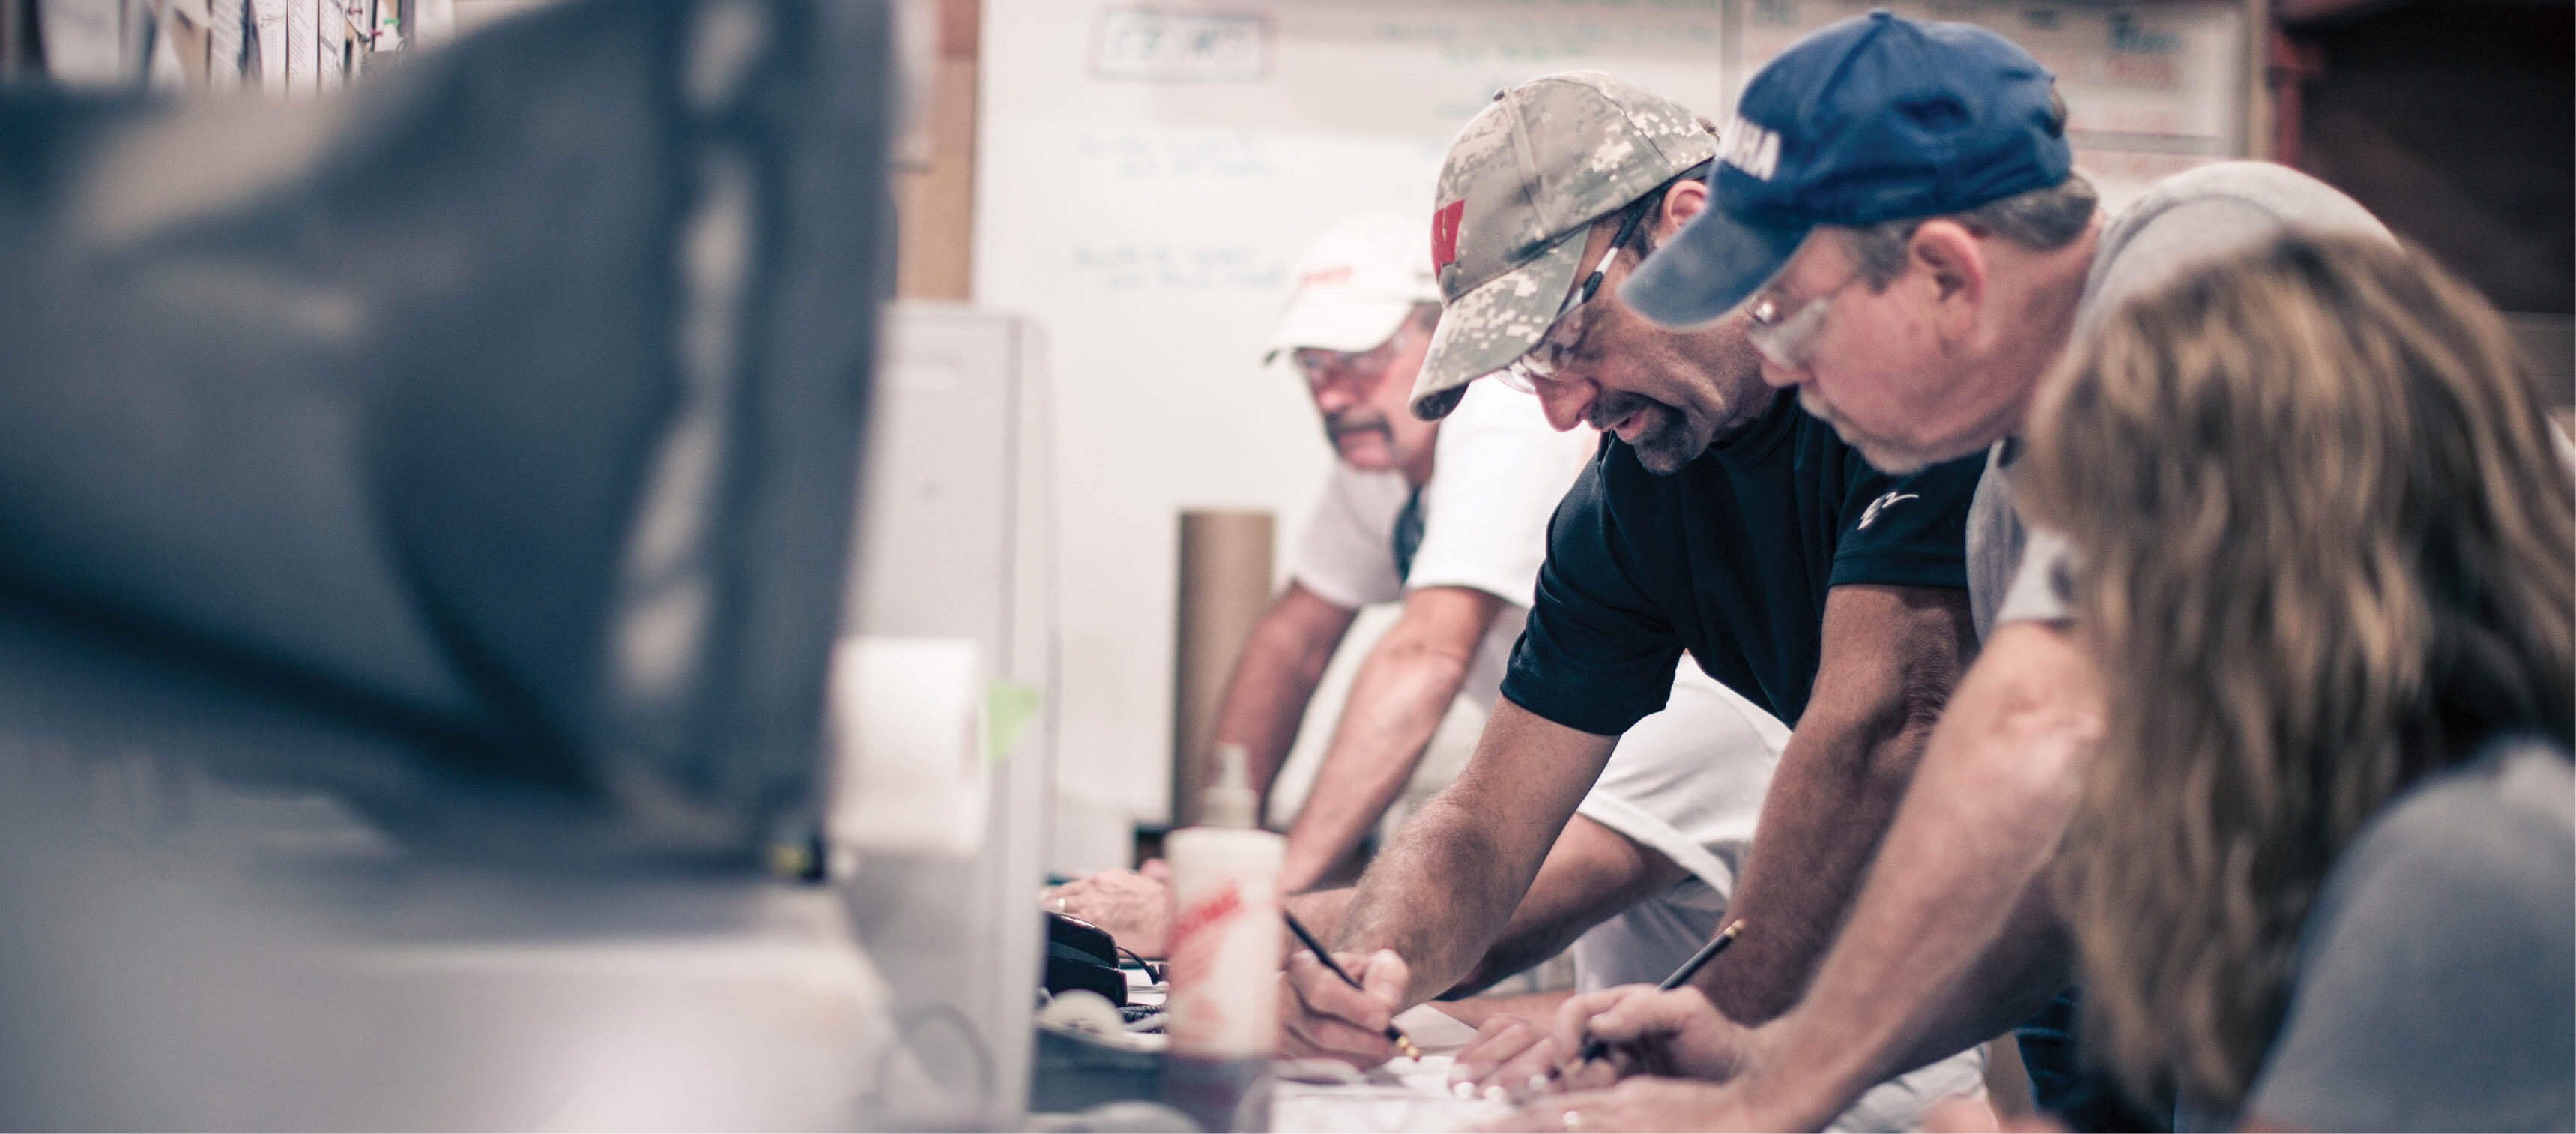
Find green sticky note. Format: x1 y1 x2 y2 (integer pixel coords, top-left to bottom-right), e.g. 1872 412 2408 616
984 681 1044 766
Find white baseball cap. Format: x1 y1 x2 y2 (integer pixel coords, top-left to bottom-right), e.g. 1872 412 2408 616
1263 213 1441 363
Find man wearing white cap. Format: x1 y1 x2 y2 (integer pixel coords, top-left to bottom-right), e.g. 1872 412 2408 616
1050 212 1597 923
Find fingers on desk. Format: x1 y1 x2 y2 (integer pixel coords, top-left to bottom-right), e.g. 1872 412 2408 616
1453 1014 1538 1082
1453 1016 1570 1102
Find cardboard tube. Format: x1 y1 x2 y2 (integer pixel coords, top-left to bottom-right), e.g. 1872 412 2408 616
1172 510 1273 827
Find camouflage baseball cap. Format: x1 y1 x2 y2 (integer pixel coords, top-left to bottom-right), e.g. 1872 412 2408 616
1409 73 1717 420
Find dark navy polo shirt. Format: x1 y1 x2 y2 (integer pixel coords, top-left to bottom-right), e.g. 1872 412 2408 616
1503 390 1982 735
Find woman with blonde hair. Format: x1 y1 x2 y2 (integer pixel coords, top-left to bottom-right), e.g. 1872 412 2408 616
2020 230 2575 1130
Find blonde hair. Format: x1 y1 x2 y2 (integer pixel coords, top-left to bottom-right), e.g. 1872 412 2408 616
2021 232 2576 1112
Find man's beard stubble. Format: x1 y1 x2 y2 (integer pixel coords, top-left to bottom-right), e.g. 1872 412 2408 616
1591 391 1701 475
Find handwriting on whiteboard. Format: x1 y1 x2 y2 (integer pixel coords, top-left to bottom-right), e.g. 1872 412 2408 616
1092 9 1273 82
1068 241 1286 294
1078 131 1276 181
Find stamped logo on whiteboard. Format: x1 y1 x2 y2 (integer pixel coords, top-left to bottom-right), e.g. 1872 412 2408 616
1090 9 1273 82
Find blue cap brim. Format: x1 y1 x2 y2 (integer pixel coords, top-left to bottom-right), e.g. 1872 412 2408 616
1620 202 1812 330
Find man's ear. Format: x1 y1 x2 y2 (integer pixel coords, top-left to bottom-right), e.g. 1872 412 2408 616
1908 220 1985 333
1654 178 1708 242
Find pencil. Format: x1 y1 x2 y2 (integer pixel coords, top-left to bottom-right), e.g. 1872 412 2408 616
1282 909 1424 1061
1571 918 1744 1067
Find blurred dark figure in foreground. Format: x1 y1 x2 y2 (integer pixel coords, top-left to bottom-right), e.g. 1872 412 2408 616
2022 232 2575 1132
0 0 901 1127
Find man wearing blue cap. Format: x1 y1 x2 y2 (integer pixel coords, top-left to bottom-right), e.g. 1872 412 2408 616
1520 10 2392 1131
1275 73 1994 1127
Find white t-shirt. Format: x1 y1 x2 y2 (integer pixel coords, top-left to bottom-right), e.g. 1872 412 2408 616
1569 661 1786 991
1287 380 1596 709
1571 659 1989 1133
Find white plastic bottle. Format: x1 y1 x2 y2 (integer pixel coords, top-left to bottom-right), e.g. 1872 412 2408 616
1161 744 1284 1130
1164 743 1285 1060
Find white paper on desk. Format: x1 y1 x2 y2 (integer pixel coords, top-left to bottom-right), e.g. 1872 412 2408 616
1269 1006 1504 1134
1272 1061 1508 1133
1392 1004 1480 1055
826 636 988 857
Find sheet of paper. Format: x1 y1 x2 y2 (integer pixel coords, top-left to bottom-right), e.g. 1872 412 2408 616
1272 1066 1507 1133
1391 1003 1479 1055
1269 1005 1506 1133
284 0 314 94
317 0 343 91
208 0 244 89
250 0 285 92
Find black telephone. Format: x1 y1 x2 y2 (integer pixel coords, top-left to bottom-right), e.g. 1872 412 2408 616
1044 911 1128 1007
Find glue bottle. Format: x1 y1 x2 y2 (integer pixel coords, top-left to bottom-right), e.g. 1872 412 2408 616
1162 743 1284 1127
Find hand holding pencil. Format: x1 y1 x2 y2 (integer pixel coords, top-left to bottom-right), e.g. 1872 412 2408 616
1534 920 1750 1094
1567 918 1742 1070
1282 910 1421 1060
1442 919 1749 1102
1278 911 1421 1066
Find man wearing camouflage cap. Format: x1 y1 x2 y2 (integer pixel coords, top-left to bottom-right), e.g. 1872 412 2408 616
1281 73 1988 1109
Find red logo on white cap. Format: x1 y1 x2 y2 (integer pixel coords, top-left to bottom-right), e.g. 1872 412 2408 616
1430 199 1465 273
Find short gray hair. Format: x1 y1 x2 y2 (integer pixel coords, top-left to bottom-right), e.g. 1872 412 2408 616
1842 172 2099 289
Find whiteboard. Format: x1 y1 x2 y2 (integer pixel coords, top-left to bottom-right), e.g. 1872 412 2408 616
976 0 2248 828
975 0 1738 827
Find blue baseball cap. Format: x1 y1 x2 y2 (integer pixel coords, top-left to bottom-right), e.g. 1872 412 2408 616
1621 10 2071 329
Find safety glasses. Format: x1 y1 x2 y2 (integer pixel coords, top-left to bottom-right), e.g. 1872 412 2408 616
1493 204 1650 393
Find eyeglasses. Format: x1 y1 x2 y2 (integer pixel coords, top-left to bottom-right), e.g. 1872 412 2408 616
1493 205 1650 393
1744 269 1860 370
1291 337 1402 393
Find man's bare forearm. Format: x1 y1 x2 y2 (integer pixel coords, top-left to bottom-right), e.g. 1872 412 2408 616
1693 713 1928 1023
1333 794 1539 1004
1693 585 1974 1025
1210 585 1355 816
1279 587 1499 890
1298 814 1683 1001
1286 886 1357 946
1445 815 1688 998
1737 621 2098 1132
1329 699 1618 1005
1279 641 1472 890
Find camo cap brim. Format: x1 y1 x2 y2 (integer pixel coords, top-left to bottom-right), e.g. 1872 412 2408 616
1408 72 1718 420
1407 232 1584 420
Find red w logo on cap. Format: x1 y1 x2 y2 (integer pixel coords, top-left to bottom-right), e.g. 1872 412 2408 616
1430 199 1465 273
